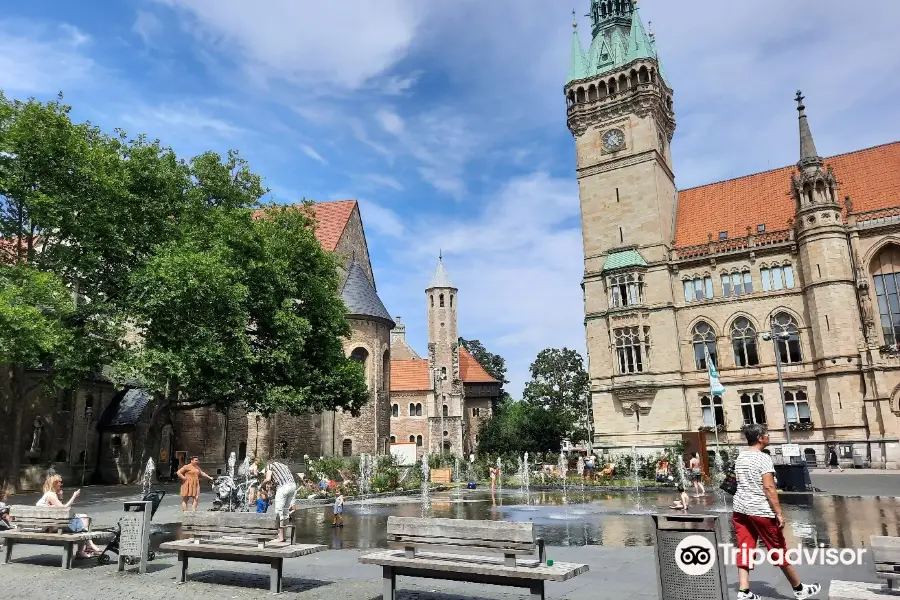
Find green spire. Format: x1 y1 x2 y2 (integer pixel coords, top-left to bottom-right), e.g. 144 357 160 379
567 12 589 83
625 4 655 63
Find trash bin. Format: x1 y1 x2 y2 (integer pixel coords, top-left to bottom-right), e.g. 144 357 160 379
651 513 729 600
773 463 810 491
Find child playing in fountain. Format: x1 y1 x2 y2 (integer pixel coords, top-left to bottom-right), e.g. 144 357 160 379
256 486 270 513
331 488 344 528
670 484 691 511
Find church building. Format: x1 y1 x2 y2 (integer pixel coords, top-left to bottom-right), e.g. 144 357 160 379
566 0 900 467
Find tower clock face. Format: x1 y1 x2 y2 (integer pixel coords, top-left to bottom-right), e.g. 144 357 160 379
602 128 625 152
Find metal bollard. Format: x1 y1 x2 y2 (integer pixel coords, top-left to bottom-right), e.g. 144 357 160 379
651 513 729 600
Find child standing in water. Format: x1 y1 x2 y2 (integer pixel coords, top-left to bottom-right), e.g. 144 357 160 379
332 488 344 528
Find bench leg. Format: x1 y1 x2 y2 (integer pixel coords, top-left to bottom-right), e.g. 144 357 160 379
4 540 13 564
382 566 395 600
270 558 283 593
530 581 545 600
62 543 74 570
178 551 189 583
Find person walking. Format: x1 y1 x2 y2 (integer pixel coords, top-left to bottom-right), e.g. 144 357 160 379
828 447 843 472
732 424 820 600
177 456 213 512
688 452 706 496
253 461 297 543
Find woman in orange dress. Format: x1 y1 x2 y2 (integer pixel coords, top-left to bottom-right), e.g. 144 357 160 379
176 456 213 512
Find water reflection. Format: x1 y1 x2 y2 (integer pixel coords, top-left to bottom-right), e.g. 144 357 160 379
152 489 900 553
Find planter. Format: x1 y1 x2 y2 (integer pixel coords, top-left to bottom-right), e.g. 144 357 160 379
789 421 814 432
698 424 726 433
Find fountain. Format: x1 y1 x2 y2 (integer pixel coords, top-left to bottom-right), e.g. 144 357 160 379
517 453 533 506
675 451 689 491
358 453 376 513
711 450 730 513
556 453 568 503
630 446 642 512
496 456 503 501
141 458 155 498
576 455 585 495
420 453 431 515
226 452 236 478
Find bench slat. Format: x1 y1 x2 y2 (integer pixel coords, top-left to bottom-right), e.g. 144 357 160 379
182 512 281 529
160 539 325 559
871 548 900 563
386 517 534 545
8 506 72 519
387 541 535 556
184 525 279 536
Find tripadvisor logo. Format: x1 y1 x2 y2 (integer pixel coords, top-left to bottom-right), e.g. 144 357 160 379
674 535 716 576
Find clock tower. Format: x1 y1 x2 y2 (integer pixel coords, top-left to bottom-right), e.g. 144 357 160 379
565 1 683 443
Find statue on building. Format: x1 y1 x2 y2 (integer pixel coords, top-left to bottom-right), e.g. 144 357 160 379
29 417 43 454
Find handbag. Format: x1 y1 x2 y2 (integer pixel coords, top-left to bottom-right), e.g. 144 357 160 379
68 517 88 533
720 474 738 495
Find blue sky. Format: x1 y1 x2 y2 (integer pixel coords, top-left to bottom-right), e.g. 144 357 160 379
2 0 899 397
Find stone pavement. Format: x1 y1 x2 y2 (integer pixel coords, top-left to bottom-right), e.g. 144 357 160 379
0 542 881 600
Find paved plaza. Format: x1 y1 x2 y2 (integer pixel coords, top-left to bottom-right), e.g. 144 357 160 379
3 471 898 599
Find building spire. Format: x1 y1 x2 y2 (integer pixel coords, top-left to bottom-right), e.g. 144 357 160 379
795 90 822 168
428 254 455 289
567 10 589 83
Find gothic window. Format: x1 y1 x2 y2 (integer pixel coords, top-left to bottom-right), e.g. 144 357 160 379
342 439 353 457
773 313 802 364
740 392 766 425
391 404 399 417
416 435 423 447
731 317 759 367
784 390 811 423
722 269 752 297
614 326 650 374
442 404 449 417
415 403 423 416
691 321 718 370
472 407 480 417
871 246 900 345
382 348 390 391
440 294 445 307
761 264 795 291
683 275 713 302
700 394 724 427
350 347 369 385
409 403 415 416
608 273 644 307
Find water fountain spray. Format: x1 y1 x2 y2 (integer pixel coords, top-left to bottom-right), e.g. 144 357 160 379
576 455 585 495
630 446 642 512
420 453 431 516
226 452 236 479
141 458 155 498
557 453 568 503
496 456 503 501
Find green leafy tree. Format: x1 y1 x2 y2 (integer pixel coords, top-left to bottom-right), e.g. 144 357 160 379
522 347 590 444
476 401 570 456
459 337 512 407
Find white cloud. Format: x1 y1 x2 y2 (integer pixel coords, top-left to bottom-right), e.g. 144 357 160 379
121 101 248 148
0 20 95 93
132 10 163 45
360 174 405 192
300 143 327 165
153 0 424 92
376 109 405 136
358 198 406 239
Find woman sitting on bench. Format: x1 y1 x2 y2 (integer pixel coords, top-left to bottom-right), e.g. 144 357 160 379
36 474 101 558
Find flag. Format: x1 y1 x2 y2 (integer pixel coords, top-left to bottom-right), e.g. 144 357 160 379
705 346 726 395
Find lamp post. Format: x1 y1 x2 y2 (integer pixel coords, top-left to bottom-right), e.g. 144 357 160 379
760 327 793 445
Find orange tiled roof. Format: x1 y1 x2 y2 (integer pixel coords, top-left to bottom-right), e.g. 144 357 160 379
254 199 357 252
459 347 499 384
675 142 900 248
390 359 431 392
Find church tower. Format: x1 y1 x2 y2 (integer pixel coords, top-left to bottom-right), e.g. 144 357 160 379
425 256 463 452
790 92 864 429
566 1 684 442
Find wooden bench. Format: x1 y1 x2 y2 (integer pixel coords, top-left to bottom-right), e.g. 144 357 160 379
359 517 588 600
159 512 326 593
828 536 899 600
0 506 113 569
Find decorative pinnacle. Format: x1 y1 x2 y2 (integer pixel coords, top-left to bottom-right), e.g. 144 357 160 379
795 90 806 115
572 8 578 28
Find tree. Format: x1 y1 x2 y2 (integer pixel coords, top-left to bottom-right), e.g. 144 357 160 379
522 347 590 444
458 337 512 407
476 401 570 457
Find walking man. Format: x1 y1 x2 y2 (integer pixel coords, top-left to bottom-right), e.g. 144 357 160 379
732 424 820 600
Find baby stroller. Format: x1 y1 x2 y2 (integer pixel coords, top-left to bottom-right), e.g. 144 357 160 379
97 489 166 565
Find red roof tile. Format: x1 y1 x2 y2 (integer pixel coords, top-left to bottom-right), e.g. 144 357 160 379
254 200 357 252
675 142 900 248
390 359 431 392
459 347 499 384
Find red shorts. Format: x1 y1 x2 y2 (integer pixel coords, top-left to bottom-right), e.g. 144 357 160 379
732 512 787 569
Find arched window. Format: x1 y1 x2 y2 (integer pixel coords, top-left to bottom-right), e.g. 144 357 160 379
415 435 423 447
441 366 447 378
692 321 717 370
740 392 766 425
443 441 451 451
390 435 396 444
409 403 415 416
439 294 445 307
391 404 399 417
731 317 759 367
342 439 352 457
871 245 900 345
85 394 94 419
773 313 802 364
450 294 454 308
409 435 415 443
55 449 67 462
804 448 817 465
238 442 247 460
350 347 369 384
382 348 390 391
614 326 649 373
430 294 434 307
700 395 724 427
784 389 811 423
442 404 449 417
415 403 422 416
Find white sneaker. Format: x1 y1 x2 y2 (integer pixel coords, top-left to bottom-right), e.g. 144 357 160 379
794 583 821 599
737 591 761 600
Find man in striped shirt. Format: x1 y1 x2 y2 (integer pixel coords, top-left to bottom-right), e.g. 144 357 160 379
251 461 297 542
732 424 820 600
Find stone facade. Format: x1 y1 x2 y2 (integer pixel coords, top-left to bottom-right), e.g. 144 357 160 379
566 1 900 467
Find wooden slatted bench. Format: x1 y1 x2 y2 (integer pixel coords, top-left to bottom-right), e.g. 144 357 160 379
828 536 899 599
159 512 326 593
0 506 113 569
359 517 588 600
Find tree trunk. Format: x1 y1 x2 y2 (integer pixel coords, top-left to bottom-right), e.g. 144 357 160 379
1 365 27 493
136 393 172 485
